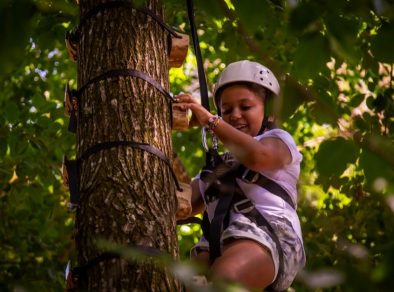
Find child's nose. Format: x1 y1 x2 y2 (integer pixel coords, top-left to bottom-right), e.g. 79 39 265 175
230 108 242 120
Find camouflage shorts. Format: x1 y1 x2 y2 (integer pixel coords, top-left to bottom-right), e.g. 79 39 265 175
191 213 306 291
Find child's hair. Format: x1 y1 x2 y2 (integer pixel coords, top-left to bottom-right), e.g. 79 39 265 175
216 81 275 131
215 81 269 107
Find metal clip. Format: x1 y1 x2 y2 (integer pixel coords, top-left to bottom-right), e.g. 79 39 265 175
233 199 254 214
201 126 219 153
201 126 209 152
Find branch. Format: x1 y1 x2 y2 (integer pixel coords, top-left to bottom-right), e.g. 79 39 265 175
216 0 336 113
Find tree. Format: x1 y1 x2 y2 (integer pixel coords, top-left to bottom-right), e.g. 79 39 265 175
72 0 181 290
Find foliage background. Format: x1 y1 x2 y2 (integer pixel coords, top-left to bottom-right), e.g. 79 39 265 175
0 0 393 291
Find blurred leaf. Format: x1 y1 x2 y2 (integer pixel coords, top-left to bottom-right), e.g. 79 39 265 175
359 148 394 191
233 0 274 33
315 137 359 178
289 1 320 34
326 15 361 64
292 32 331 81
280 77 305 120
309 94 338 125
371 21 394 63
0 0 36 76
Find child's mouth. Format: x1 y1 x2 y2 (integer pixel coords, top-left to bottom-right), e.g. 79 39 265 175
234 125 247 131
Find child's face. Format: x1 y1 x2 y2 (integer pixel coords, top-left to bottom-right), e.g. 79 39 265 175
220 84 264 137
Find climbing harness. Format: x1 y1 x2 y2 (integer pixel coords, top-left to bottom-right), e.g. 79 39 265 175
200 157 295 290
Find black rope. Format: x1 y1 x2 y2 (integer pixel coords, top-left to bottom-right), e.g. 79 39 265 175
71 245 165 280
186 0 210 111
71 252 119 279
79 141 183 192
76 69 173 101
187 0 215 168
78 0 181 39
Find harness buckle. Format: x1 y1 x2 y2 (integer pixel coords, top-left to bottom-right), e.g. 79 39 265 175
233 199 254 214
241 169 260 184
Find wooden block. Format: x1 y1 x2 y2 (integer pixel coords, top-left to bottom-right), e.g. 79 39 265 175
176 182 192 220
65 31 78 62
168 33 189 68
172 152 191 184
172 103 189 131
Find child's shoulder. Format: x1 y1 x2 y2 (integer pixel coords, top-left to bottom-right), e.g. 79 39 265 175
257 128 295 144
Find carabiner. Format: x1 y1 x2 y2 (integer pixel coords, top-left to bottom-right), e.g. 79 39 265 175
201 126 209 152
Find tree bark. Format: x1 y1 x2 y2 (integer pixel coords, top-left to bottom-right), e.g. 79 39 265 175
75 0 181 290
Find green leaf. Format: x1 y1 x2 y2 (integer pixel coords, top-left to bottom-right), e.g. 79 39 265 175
3 101 20 123
315 137 359 178
326 15 361 64
289 1 319 34
0 0 36 76
359 148 394 192
280 77 305 121
309 93 338 126
292 32 331 81
233 0 274 33
371 21 394 63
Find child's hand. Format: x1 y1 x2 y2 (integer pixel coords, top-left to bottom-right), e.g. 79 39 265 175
174 93 214 127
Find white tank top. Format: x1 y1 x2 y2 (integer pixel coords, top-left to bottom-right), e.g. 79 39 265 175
197 128 304 242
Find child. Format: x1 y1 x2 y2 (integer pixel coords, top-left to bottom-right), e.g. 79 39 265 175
176 60 305 291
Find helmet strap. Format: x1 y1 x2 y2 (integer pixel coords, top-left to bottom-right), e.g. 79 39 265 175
258 103 275 135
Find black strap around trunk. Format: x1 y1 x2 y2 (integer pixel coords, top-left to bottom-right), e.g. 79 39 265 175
78 0 181 40
67 68 175 133
76 69 174 102
79 141 182 192
71 245 165 282
63 140 183 211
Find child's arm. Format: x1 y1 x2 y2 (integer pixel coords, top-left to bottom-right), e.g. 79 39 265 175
176 94 291 172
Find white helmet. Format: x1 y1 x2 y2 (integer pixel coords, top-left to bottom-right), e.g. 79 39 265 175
213 60 280 111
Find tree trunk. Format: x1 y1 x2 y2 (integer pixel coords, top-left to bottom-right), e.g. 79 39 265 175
75 0 181 290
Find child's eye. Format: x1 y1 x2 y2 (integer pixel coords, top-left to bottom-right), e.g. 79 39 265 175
222 108 231 115
241 105 251 111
